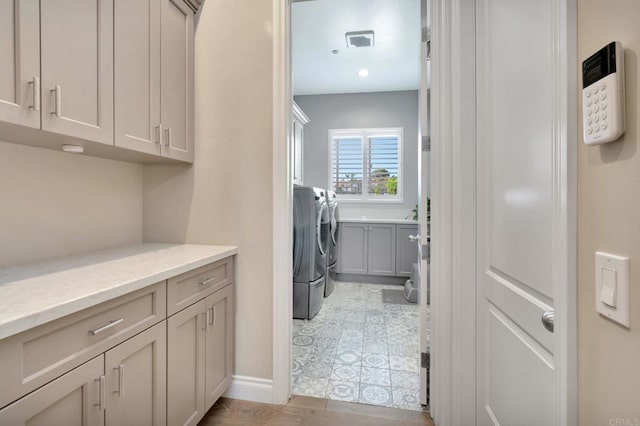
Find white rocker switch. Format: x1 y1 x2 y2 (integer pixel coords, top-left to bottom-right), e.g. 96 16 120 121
595 252 630 327
600 267 617 307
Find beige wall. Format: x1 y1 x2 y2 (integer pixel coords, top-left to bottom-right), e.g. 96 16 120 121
578 1 640 423
143 0 274 380
0 141 143 268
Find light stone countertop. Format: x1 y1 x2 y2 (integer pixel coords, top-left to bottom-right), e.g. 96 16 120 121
0 243 237 340
339 218 418 225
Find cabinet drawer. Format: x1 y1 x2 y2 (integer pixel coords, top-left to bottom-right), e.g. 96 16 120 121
167 257 233 316
0 282 166 409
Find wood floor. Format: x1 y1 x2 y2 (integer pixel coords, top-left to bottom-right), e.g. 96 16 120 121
199 396 434 426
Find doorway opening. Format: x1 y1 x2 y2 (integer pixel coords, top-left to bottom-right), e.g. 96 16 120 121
288 0 431 412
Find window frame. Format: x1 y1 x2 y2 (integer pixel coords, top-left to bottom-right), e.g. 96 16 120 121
328 127 404 203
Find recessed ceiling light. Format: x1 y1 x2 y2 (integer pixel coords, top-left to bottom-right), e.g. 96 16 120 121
332 49 339 54
358 69 369 78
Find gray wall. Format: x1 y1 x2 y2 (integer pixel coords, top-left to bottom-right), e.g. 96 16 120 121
295 91 419 219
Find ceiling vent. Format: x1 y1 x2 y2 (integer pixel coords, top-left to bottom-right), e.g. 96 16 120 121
345 30 375 48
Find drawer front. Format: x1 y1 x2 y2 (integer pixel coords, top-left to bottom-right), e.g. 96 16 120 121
0 281 166 409
167 257 233 316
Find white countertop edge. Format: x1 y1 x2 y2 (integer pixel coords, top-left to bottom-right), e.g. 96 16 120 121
0 245 237 340
339 218 418 224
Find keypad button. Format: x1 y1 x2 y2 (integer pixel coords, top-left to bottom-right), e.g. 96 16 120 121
587 127 593 135
600 93 607 101
594 87 600 94
587 117 593 125
600 83 606 91
593 96 600 103
601 112 607 120
586 91 592 98
594 115 600 122
594 124 600 132
593 104 599 112
587 99 592 106
587 108 593 116
601 103 607 110
601 123 608 130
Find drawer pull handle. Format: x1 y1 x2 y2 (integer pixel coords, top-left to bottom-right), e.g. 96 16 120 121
116 364 125 396
51 84 61 117
89 318 124 336
95 375 106 411
203 310 210 331
199 276 216 286
29 76 40 111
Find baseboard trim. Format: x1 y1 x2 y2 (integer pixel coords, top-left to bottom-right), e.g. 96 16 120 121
223 375 274 404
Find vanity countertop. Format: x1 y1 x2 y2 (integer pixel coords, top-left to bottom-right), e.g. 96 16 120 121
0 243 237 340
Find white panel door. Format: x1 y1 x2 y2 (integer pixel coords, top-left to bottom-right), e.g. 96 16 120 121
476 0 573 425
40 0 114 144
0 0 40 129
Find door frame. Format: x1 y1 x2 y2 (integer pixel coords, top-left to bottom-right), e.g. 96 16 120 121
272 1 576 423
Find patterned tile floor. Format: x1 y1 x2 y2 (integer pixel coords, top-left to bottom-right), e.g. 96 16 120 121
292 281 430 411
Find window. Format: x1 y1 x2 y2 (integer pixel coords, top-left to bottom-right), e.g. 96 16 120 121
329 128 402 202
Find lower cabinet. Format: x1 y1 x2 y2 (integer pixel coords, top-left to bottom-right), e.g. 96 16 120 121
0 355 105 426
396 224 419 277
105 321 167 426
168 284 234 426
0 322 167 426
338 222 417 278
0 257 235 426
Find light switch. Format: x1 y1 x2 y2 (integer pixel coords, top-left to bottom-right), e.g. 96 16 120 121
595 252 630 327
600 267 617 307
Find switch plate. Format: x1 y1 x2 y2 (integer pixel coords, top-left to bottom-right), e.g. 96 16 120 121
595 252 630 327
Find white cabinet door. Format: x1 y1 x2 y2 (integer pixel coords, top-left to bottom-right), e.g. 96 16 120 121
105 322 167 426
114 0 161 155
161 0 194 162
476 0 572 424
0 0 40 129
40 0 113 145
0 355 105 426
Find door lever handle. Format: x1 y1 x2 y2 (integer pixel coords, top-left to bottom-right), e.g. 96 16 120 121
408 234 421 242
541 311 554 333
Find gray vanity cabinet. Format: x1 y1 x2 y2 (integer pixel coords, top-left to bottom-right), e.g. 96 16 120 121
338 223 369 274
367 224 397 276
338 221 417 278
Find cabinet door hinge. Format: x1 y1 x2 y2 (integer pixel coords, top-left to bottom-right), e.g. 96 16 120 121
421 243 430 262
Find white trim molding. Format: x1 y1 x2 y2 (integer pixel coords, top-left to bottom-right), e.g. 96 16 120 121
224 375 274 405
430 0 477 424
272 0 293 406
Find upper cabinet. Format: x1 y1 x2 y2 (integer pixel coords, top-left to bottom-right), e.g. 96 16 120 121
114 0 162 155
40 0 114 145
114 0 194 162
0 0 41 129
160 0 194 162
0 0 195 164
292 102 309 186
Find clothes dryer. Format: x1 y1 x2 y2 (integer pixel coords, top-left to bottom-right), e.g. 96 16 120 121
293 186 330 319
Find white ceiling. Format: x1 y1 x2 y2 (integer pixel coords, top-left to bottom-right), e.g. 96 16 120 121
292 0 421 96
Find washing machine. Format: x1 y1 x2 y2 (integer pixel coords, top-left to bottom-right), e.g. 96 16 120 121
293 186 330 319
325 191 339 297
